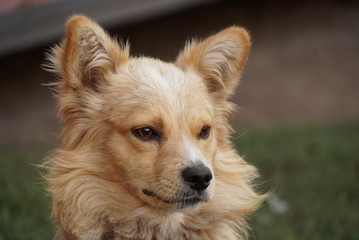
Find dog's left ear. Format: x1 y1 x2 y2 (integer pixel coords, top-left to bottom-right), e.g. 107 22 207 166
176 27 250 100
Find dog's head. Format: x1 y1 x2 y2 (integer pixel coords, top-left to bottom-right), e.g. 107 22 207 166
48 16 251 210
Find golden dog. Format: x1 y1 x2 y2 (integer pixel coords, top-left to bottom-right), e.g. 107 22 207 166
44 15 265 240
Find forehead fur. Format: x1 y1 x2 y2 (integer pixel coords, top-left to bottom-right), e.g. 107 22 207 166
105 57 215 126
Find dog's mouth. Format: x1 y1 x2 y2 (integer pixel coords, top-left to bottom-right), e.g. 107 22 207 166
142 189 206 208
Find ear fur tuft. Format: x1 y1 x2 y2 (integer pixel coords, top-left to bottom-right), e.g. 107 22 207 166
50 15 129 91
45 15 130 149
176 27 251 100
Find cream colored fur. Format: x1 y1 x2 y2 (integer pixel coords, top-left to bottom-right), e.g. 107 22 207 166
44 15 266 240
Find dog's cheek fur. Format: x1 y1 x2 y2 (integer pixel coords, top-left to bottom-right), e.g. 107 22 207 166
104 130 160 193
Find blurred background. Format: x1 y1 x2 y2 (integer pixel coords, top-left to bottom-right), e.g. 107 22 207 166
0 0 358 239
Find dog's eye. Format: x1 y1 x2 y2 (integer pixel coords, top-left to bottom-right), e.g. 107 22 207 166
132 127 158 141
199 126 211 139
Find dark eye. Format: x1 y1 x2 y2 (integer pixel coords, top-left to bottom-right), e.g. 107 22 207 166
199 126 211 139
132 127 158 141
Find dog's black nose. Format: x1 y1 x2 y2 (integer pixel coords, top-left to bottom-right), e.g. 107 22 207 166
182 165 212 191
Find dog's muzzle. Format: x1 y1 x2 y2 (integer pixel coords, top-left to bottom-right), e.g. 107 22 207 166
142 164 213 209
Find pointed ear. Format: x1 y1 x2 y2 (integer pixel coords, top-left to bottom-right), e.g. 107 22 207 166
175 27 251 100
52 15 129 91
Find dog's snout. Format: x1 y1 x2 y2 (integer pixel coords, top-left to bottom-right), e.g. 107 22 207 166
182 165 212 191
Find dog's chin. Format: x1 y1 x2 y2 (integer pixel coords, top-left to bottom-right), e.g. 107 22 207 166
141 189 209 210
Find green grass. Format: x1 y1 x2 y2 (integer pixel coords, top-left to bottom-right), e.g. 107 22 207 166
0 123 358 239
0 144 54 240
233 123 359 240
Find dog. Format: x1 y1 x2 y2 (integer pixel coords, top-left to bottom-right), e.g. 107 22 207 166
44 15 265 240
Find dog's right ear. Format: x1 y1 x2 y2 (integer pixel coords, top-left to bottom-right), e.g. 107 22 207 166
49 15 129 91
175 27 250 101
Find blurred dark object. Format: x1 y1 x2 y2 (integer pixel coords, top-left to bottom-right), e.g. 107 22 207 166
0 0 218 56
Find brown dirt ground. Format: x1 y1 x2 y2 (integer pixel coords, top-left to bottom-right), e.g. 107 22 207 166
0 0 358 147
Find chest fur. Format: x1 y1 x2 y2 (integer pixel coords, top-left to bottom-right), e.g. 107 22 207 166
104 208 232 240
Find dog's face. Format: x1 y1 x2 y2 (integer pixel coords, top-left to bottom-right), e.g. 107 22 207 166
104 59 217 209
50 16 250 210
